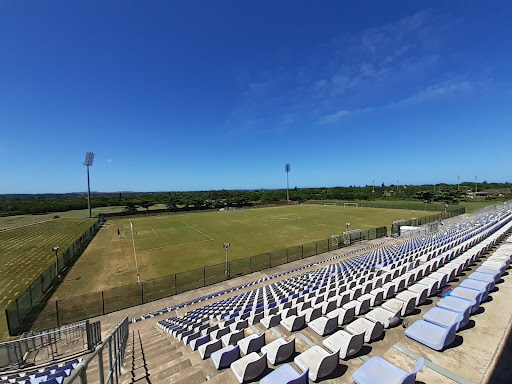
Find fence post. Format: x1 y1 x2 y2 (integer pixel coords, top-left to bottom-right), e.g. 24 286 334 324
203 267 206 287
301 245 304 259
40 274 44 295
286 248 289 263
269 253 271 268
174 274 177 295
102 291 105 314
250 257 252 273
15 299 21 326
56 301 60 327
29 285 33 306
141 282 144 305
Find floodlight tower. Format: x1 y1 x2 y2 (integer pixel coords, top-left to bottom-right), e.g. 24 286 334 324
372 179 375 193
84 152 95 218
475 176 478 193
285 163 291 201
458 175 460 191
223 242 230 278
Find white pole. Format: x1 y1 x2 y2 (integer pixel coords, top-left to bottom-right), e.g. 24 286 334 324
458 175 460 191
131 222 140 283
286 172 289 201
55 250 58 279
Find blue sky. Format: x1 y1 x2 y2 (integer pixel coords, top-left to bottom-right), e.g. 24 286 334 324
1 1 511 193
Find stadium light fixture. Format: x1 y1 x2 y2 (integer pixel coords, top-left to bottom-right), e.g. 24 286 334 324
285 164 291 201
223 243 230 278
52 246 60 280
84 152 95 218
345 222 350 230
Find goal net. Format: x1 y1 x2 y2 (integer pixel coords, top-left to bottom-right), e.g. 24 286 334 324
331 235 342 247
343 229 365 245
343 202 358 207
324 203 336 206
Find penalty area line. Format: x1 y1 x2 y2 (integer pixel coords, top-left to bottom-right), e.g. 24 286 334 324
150 226 159 238
141 239 213 252
177 220 214 241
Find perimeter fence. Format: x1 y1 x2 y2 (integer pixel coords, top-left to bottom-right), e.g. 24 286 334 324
306 199 453 211
4 221 100 336
5 206 465 335
5 225 387 335
390 207 465 235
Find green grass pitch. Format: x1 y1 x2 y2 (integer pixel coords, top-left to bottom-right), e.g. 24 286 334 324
51 204 438 301
0 218 96 340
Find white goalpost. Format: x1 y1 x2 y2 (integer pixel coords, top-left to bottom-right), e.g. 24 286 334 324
323 202 336 206
343 202 358 207
331 235 342 247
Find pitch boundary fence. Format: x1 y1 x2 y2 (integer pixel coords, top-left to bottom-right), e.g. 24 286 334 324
5 207 465 335
4 221 100 336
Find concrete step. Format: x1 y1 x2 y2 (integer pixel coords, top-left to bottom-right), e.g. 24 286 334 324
145 350 183 368
150 359 192 382
173 369 208 384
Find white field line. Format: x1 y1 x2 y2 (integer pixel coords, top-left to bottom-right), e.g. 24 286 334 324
130 221 140 282
177 220 214 241
0 218 56 232
141 239 213 252
150 226 159 238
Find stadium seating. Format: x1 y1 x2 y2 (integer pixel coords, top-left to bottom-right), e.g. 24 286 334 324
152 205 512 383
352 356 424 384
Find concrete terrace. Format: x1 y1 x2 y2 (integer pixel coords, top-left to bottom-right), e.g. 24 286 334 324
64 208 512 384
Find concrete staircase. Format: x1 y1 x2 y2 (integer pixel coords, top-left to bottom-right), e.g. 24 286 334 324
127 317 324 384
119 319 219 383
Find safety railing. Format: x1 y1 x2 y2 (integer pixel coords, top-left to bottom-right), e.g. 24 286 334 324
0 320 100 370
65 317 129 384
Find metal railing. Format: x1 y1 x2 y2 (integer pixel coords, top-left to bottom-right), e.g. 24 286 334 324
0 320 100 370
65 317 129 384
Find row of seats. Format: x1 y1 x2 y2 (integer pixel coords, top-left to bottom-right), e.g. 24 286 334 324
0 359 80 384
157 204 512 382
353 230 512 383
405 231 512 350
134 238 391 322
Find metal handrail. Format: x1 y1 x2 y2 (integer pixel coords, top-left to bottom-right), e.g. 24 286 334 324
64 317 129 384
0 321 90 369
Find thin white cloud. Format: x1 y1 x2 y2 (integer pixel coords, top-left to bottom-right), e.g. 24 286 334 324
318 79 473 124
227 8 480 133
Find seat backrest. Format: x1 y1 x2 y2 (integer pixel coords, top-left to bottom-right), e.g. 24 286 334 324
245 353 267 380
276 337 295 363
316 349 339 379
288 368 309 384
249 333 265 351
220 345 240 367
401 357 424 384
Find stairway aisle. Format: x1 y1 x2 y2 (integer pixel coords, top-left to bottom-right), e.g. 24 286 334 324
120 319 218 383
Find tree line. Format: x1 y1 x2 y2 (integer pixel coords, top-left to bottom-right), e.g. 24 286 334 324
1 182 510 217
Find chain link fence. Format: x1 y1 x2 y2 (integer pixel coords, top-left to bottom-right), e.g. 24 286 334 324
5 225 390 335
4 221 100 336
391 207 465 235
5 206 466 336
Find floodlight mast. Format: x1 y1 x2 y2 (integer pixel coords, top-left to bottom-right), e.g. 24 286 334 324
84 152 95 218
285 163 291 201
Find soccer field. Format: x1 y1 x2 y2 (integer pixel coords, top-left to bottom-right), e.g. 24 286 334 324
0 218 96 340
52 204 438 299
